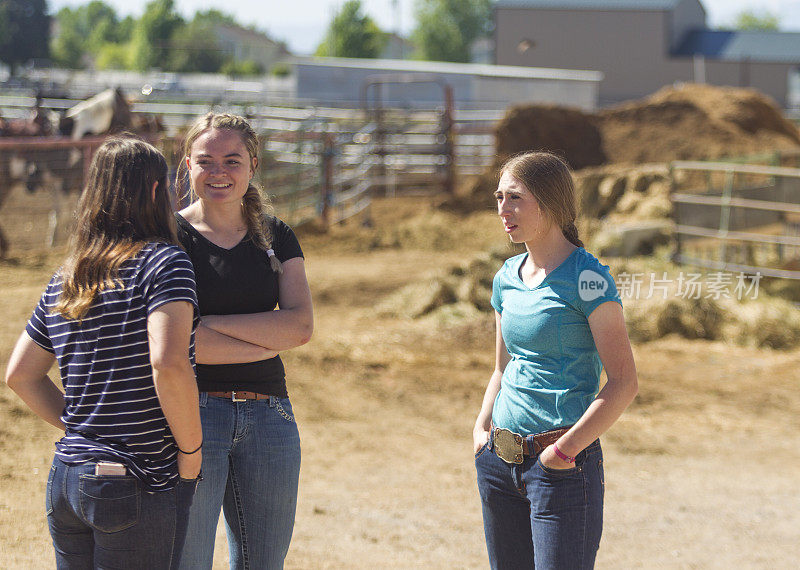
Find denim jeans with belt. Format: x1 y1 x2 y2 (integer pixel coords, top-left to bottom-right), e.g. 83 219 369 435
475 438 604 570
178 393 301 570
45 455 198 569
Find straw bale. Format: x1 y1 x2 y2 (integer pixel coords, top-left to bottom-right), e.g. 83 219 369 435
593 220 673 257
624 295 725 342
598 174 625 199
719 297 800 349
422 301 485 325
615 191 643 215
377 279 458 319
376 244 800 350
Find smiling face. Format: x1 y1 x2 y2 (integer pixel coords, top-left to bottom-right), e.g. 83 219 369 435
186 127 256 208
494 170 551 244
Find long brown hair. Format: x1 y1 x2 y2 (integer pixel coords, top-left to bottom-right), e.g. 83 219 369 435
500 152 584 248
177 112 281 273
55 136 176 319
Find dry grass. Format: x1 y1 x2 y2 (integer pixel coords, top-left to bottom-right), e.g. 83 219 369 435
1 197 800 568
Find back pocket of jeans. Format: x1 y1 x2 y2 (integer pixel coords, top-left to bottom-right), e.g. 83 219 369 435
79 475 140 533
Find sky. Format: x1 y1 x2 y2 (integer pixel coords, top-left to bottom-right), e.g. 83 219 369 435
47 0 800 55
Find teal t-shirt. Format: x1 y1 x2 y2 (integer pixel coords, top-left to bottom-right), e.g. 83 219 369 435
490 247 621 435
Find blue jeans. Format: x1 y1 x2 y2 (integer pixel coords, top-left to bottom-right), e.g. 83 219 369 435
179 393 301 570
475 438 604 570
45 455 198 569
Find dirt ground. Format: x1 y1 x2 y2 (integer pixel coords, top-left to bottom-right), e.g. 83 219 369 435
1 198 799 569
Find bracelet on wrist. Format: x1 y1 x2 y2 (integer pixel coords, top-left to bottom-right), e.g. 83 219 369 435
552 442 575 463
178 441 203 455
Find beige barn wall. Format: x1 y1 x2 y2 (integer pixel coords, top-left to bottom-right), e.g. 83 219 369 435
494 4 795 107
494 8 690 104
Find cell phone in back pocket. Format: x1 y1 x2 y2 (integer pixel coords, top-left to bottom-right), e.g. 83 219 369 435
95 461 127 476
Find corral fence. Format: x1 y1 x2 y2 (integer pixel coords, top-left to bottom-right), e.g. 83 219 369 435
0 136 107 254
670 160 800 280
0 99 497 253
248 102 498 227
714 148 800 169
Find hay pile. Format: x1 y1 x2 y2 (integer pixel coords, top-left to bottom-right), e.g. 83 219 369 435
468 83 800 207
494 106 606 170
379 250 800 350
467 105 605 209
598 83 800 164
377 248 513 319
574 163 672 220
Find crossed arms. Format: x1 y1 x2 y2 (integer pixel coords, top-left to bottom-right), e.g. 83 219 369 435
195 257 314 365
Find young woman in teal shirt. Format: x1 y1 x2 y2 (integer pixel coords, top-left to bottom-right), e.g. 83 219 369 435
473 152 638 569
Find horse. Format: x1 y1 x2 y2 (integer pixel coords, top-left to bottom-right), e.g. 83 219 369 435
0 88 164 257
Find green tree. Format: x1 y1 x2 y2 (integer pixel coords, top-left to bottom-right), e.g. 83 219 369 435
50 8 85 68
129 0 183 71
0 0 50 74
411 0 491 63
95 42 131 70
51 1 122 69
168 18 226 73
192 8 238 28
85 1 122 50
221 59 264 77
734 9 780 31
315 0 386 58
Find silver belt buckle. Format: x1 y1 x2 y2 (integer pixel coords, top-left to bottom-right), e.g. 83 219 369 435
231 391 247 402
493 427 524 464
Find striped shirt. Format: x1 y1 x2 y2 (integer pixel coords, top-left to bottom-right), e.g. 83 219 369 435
25 242 199 491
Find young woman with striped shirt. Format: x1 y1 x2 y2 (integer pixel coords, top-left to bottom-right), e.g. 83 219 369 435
5 136 203 569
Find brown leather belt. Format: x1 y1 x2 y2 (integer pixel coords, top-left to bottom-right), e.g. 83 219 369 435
205 391 271 402
491 426 572 464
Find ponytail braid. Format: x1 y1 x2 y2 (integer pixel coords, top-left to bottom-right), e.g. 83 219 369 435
562 221 584 248
242 185 282 274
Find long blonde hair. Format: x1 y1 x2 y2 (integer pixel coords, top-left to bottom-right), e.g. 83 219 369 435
55 136 176 319
177 112 282 273
500 152 584 248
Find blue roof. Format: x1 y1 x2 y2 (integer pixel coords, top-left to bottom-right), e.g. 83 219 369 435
674 30 800 63
496 0 686 10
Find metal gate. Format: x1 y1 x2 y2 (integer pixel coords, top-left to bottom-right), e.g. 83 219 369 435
671 160 800 279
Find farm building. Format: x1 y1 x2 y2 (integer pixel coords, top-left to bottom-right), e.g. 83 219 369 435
291 56 603 110
494 0 800 107
213 23 290 73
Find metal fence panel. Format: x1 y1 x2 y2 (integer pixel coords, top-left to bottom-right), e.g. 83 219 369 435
671 161 800 280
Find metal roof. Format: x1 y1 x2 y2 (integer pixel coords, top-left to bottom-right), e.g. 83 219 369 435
292 56 604 82
495 0 686 10
674 30 800 63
